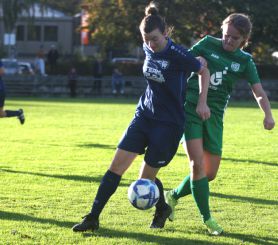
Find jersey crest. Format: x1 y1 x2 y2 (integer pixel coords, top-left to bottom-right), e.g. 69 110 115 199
231 62 240 72
156 60 169 69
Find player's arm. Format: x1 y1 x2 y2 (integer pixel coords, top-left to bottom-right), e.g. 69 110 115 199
251 83 275 130
0 67 4 76
196 57 210 120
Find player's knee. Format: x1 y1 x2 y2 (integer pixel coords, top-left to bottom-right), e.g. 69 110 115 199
0 110 6 117
190 159 203 174
207 173 217 181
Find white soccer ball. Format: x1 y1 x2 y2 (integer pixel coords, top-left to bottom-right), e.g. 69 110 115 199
128 178 160 210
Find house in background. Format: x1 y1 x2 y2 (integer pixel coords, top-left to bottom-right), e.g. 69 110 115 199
0 3 74 57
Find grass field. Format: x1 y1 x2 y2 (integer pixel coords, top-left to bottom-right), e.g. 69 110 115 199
0 98 277 245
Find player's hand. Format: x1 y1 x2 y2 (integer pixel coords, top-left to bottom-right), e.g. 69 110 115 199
263 115 275 130
196 102 211 121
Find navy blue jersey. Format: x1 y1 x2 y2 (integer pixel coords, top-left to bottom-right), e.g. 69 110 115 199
0 60 4 91
136 38 201 127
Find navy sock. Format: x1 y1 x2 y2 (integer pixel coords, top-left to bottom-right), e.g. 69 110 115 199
90 170 121 219
154 178 168 211
5 110 20 117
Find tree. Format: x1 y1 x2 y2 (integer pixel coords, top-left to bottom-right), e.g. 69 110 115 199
81 0 277 63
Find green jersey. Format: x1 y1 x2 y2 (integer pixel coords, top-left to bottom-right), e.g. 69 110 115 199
187 35 260 115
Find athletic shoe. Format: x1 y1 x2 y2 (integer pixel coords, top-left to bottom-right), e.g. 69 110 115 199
18 109 25 125
72 214 99 232
150 204 172 228
205 217 223 236
164 190 178 221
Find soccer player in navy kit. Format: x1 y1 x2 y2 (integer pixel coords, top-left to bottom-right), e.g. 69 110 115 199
72 1 210 232
0 59 25 124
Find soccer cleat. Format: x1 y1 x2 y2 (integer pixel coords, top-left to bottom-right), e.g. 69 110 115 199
205 217 223 236
18 109 25 125
72 214 99 232
164 190 178 221
150 204 172 228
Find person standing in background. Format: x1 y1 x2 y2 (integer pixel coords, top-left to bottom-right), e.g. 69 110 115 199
93 57 103 95
68 67 78 98
47 45 59 74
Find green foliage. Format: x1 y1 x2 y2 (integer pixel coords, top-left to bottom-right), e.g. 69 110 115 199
81 0 277 63
0 98 277 244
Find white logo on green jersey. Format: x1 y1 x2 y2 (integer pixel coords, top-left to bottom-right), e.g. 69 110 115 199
231 62 240 71
210 67 228 89
211 53 219 59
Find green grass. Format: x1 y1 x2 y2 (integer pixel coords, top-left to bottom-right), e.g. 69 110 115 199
0 98 277 245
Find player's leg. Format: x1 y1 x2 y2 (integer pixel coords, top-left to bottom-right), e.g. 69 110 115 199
73 115 146 232
144 122 183 228
203 151 221 181
0 91 24 124
165 103 203 220
72 149 138 232
0 91 7 118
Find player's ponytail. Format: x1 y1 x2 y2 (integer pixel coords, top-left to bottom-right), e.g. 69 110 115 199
140 1 167 34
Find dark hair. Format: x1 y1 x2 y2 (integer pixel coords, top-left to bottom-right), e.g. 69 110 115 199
222 13 252 48
139 1 166 34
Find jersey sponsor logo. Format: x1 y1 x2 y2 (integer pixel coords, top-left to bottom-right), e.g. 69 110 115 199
231 62 240 72
143 63 165 83
211 53 219 59
209 67 228 89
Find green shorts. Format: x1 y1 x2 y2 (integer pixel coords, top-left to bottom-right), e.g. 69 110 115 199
183 102 224 156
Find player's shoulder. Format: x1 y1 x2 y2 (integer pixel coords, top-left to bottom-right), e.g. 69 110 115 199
203 35 222 45
169 40 190 57
238 49 253 58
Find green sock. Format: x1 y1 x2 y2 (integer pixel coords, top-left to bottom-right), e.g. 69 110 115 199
191 177 211 222
172 175 192 200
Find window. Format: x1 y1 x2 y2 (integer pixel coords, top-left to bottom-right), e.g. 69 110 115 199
27 25 41 41
16 25 25 41
44 26 58 42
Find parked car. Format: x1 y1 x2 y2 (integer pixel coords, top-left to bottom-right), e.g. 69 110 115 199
18 61 35 75
1 58 20 75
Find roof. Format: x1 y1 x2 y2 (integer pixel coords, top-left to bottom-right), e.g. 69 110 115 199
0 3 71 19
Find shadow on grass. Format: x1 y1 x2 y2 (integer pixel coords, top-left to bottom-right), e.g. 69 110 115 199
211 192 278 206
224 231 278 245
222 157 277 167
0 168 131 187
0 210 74 228
0 210 210 245
174 154 277 167
77 143 116 150
84 227 212 245
1 210 276 245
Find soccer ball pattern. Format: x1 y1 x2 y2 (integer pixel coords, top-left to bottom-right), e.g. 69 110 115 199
128 178 160 210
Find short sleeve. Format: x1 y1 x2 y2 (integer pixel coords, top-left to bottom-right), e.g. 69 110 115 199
245 58 261 85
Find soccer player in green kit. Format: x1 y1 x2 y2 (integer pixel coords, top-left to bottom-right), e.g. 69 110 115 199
164 13 275 235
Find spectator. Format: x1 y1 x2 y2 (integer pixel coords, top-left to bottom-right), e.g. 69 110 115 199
35 45 47 76
68 67 78 98
47 45 59 74
92 57 103 94
112 68 125 95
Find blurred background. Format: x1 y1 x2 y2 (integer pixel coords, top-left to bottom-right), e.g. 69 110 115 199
0 0 277 98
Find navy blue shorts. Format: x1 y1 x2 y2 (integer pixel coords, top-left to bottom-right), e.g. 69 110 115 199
118 114 184 168
0 90 5 107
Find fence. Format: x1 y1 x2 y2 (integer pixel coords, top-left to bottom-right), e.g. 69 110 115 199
3 74 278 101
